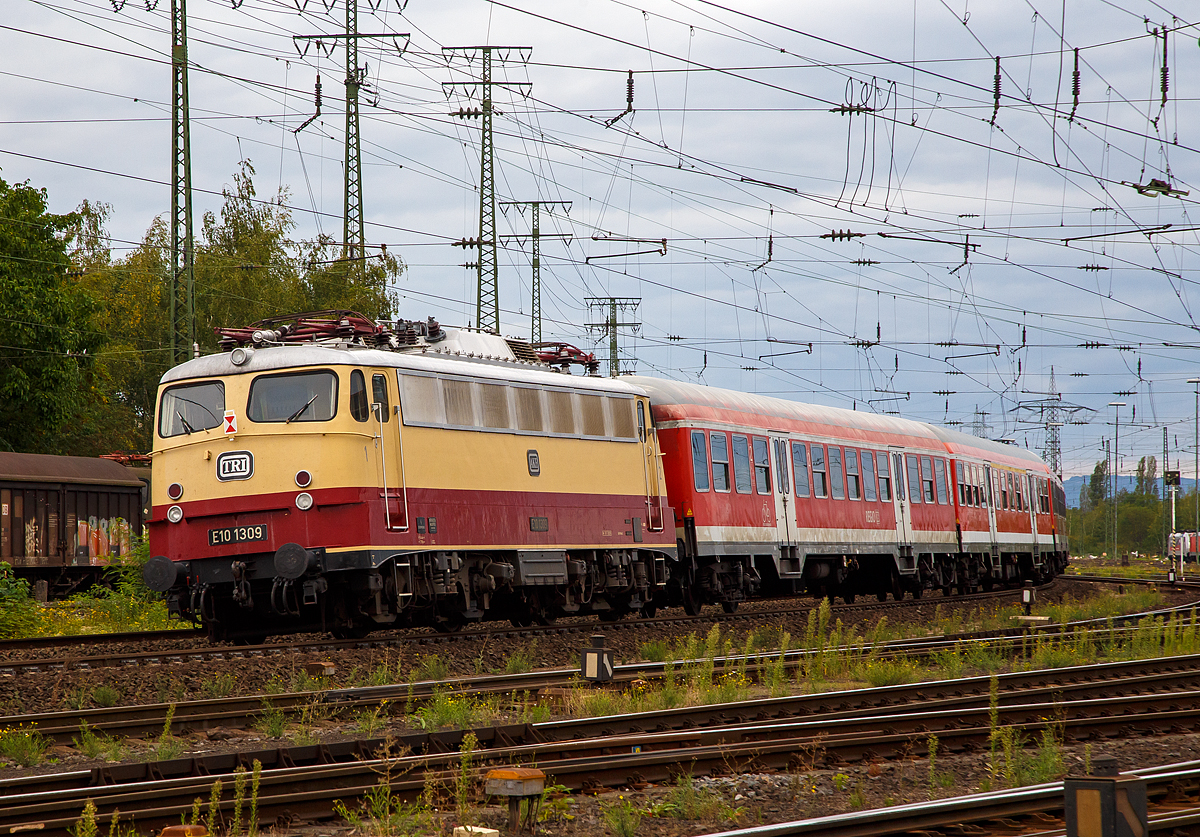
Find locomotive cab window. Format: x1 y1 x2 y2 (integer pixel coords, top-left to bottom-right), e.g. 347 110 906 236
371 373 390 421
710 432 731 492
248 370 337 423
752 437 771 494
350 370 369 422
691 431 710 492
791 441 810 497
732 434 752 494
159 380 225 438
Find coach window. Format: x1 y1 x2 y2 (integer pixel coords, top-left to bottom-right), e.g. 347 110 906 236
791 442 811 497
828 447 845 500
919 456 935 503
350 371 370 422
934 458 948 504
811 444 828 497
691 431 711 492
774 439 790 494
159 380 225 437
732 435 753 494
861 451 877 501
877 452 891 501
710 433 731 492
753 438 772 494
845 449 861 500
248 370 338 423
371 374 390 421
905 454 921 502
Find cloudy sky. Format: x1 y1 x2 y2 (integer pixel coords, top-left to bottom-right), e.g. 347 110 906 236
3 0 1199 481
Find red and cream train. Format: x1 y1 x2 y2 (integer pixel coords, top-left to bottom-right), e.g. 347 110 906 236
144 312 1067 640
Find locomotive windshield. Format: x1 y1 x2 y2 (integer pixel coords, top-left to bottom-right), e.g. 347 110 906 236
248 370 338 423
159 381 225 438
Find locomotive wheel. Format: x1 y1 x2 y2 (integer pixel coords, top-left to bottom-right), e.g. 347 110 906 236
682 587 702 616
721 600 739 614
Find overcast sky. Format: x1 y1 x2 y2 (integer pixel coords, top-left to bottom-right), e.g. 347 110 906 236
4 0 1200 481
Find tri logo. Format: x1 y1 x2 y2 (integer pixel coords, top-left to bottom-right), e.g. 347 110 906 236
216 450 254 481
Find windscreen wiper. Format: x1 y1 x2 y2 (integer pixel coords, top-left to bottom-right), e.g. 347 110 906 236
177 412 195 435
286 395 319 424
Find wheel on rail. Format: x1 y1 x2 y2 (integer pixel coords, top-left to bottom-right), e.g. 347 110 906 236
641 601 658 618
682 588 702 616
910 584 922 600
721 600 739 614
842 590 856 605
332 622 371 640
598 608 626 622
510 614 534 628
232 632 268 646
433 613 465 633
876 590 887 602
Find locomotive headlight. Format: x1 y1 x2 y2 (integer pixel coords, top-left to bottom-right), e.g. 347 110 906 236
167 505 184 523
295 492 314 511
230 346 252 366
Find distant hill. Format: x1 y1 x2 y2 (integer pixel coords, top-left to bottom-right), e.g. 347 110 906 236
1063 474 1196 508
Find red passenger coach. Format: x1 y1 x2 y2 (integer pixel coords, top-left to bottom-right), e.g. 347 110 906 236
629 377 1068 609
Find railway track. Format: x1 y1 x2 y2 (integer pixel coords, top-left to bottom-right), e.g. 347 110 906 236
700 760 1200 837
0 577 1141 676
5 656 1200 836
6 589 1199 743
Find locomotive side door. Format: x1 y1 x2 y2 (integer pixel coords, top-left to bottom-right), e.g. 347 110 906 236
374 370 407 531
889 449 913 547
637 400 665 532
772 437 792 547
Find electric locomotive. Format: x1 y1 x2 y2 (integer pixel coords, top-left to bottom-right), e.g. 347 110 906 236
144 312 675 641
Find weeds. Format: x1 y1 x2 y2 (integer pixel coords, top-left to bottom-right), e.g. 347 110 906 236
201 672 237 699
455 732 478 822
504 642 537 674
335 780 431 837
256 703 288 738
73 721 125 761
601 795 641 837
648 774 741 822
413 655 449 681
354 702 390 737
71 799 98 837
412 690 499 730
0 723 50 767
92 685 120 708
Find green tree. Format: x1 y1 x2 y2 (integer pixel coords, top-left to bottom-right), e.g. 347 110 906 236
1088 459 1108 507
1135 455 1157 496
0 176 103 452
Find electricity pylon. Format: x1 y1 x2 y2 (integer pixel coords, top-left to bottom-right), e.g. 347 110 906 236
499 200 571 343
586 297 641 377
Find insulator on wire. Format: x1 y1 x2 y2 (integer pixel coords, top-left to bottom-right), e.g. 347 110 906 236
1161 29 1169 106
626 70 634 106
1069 48 1080 121
991 56 1001 125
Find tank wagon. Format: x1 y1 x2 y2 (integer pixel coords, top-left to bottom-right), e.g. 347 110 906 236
145 311 1066 640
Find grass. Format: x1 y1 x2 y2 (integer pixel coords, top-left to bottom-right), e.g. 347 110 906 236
647 774 742 822
411 689 500 730
73 721 126 761
601 796 642 837
0 723 50 766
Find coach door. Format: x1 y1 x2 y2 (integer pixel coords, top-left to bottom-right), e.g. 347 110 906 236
1026 472 1041 563
983 465 998 558
772 437 793 547
637 400 665 532
890 449 913 547
372 371 407 531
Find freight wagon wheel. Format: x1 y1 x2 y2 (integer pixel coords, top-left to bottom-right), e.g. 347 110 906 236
876 590 887 602
682 587 702 616
433 613 465 633
721 600 739 614
842 590 856 604
910 584 922 600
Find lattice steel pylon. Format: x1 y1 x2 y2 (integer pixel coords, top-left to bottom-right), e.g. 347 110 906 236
499 200 571 343
444 46 531 334
1011 366 1094 480
170 0 194 365
343 0 362 260
586 297 641 377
